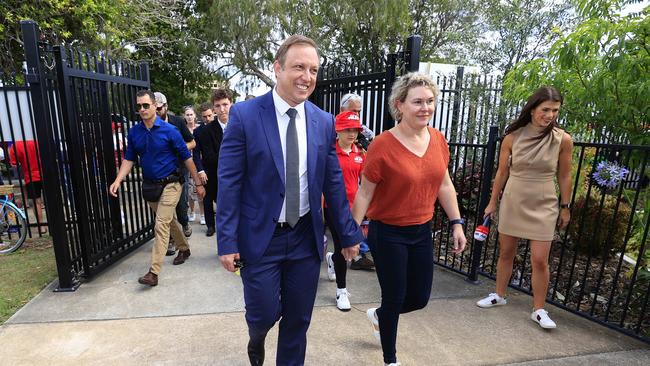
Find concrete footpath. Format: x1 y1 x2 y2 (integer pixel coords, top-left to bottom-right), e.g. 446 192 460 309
1 221 648 365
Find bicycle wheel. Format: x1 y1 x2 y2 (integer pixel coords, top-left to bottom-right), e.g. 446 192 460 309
0 203 28 254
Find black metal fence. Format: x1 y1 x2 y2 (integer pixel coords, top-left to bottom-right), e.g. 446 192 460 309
310 35 422 132
423 66 628 145
430 69 516 145
434 136 650 343
310 36 650 342
18 20 155 290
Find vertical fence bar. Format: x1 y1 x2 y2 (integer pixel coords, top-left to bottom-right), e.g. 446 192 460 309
97 56 123 241
467 125 499 283
21 20 79 291
450 66 464 144
382 53 397 132
404 35 422 72
54 45 95 278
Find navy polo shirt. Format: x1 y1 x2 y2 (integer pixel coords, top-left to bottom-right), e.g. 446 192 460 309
125 117 191 180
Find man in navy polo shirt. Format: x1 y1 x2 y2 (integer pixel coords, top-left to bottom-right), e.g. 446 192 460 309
109 90 205 286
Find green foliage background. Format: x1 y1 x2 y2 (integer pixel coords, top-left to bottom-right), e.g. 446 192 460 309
504 0 649 145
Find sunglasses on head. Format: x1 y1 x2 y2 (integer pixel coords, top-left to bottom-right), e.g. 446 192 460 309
135 103 152 111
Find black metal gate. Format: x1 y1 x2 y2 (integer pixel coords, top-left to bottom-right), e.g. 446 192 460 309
21 20 155 291
310 35 649 343
310 35 422 132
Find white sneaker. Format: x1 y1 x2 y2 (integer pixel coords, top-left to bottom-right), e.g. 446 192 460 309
189 212 196 222
336 288 351 311
366 307 380 342
385 363 401 366
477 293 507 308
200 215 206 225
531 309 557 329
326 252 336 281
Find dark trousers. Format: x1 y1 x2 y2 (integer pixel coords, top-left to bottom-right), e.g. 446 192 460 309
175 168 189 227
202 173 217 229
368 220 434 364
324 207 347 289
241 213 320 366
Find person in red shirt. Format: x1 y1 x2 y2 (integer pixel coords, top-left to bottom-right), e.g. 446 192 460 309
324 111 368 311
352 72 467 365
9 140 46 234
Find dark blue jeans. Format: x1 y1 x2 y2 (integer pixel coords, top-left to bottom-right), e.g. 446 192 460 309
368 220 434 364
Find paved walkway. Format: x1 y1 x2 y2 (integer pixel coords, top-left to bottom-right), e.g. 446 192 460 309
1 220 648 365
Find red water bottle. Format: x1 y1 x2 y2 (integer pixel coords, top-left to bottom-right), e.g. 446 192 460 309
474 217 491 241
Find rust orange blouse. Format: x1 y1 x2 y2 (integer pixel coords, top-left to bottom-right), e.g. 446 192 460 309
362 127 449 226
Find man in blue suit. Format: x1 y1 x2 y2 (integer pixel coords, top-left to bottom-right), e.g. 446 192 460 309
216 35 364 365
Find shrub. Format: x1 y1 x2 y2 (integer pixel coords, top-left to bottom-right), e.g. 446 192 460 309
568 194 632 257
452 161 483 216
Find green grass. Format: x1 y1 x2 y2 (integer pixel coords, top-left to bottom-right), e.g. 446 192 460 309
0 237 57 324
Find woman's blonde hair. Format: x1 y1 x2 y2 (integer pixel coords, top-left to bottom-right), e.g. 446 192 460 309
388 72 440 122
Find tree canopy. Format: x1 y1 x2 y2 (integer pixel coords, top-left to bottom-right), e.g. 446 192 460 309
195 0 484 88
7 0 646 145
504 0 649 144
475 0 574 74
1 0 218 112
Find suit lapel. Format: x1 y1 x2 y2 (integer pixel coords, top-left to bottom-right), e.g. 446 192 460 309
305 103 318 188
260 92 285 185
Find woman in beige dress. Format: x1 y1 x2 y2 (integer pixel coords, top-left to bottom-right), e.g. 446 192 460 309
477 86 573 329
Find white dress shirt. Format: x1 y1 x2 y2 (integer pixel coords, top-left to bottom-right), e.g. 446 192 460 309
219 120 227 131
272 88 309 222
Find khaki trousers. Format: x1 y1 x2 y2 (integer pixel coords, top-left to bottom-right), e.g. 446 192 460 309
146 182 189 274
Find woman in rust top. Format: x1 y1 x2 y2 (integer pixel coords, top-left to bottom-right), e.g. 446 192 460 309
352 72 467 366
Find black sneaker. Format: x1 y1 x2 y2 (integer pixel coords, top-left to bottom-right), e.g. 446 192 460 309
206 227 215 237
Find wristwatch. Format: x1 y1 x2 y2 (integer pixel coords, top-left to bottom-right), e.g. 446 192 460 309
559 203 571 209
449 218 465 227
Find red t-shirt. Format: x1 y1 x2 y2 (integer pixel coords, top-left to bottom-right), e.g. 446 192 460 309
337 143 364 207
9 140 42 184
362 127 449 226
324 143 365 209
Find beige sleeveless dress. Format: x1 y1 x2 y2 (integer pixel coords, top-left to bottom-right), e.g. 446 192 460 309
498 124 564 241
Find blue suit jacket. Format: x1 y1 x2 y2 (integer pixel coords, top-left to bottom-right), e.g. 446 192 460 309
216 91 363 264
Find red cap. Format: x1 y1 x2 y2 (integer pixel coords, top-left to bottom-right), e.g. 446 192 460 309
335 111 362 132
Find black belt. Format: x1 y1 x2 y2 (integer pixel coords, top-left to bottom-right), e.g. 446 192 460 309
276 222 292 230
276 212 311 230
144 173 182 185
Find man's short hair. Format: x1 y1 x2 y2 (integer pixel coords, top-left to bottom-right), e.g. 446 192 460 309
274 35 319 67
340 93 362 108
136 89 156 103
200 102 213 113
211 88 233 104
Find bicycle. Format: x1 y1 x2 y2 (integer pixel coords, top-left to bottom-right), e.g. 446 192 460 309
0 185 28 254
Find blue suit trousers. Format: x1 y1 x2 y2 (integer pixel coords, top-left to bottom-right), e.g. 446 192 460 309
241 213 320 366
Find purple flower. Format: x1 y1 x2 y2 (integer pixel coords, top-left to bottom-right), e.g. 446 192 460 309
592 161 629 190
